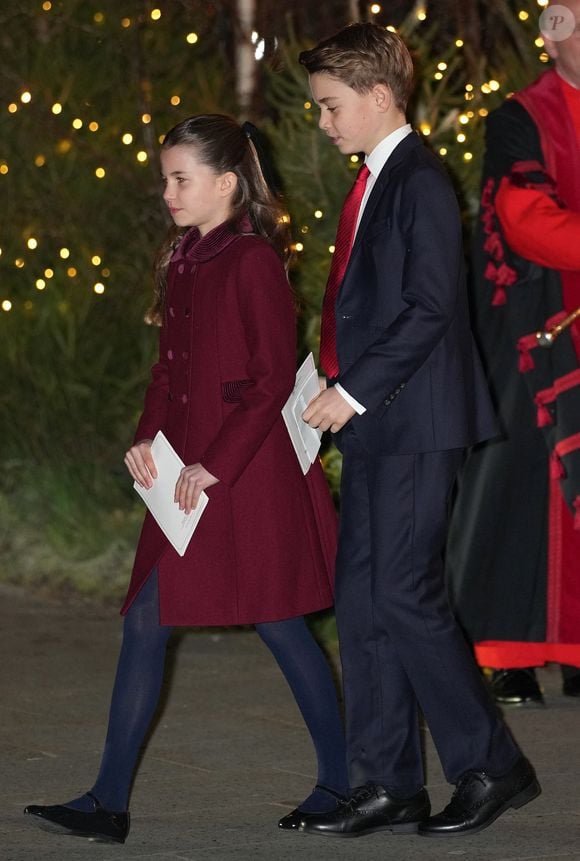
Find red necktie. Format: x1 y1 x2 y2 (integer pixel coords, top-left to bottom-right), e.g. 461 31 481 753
319 163 370 378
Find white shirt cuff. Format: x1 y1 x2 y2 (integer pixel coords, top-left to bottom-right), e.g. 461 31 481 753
334 383 366 415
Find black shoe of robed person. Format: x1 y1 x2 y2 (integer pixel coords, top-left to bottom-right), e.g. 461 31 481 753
278 784 347 831
24 792 129 843
489 668 544 706
418 756 541 837
291 783 430 837
563 672 580 697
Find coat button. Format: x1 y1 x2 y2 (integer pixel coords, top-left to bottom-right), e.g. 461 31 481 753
182 351 189 360
167 349 173 360
178 263 185 274
181 394 188 404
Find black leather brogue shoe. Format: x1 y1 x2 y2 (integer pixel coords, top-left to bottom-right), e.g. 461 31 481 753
296 783 430 837
24 792 129 843
418 756 540 837
278 784 347 831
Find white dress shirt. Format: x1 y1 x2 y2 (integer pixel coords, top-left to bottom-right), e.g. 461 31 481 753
334 123 413 414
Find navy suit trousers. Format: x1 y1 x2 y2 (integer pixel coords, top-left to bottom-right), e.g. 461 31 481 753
335 432 519 789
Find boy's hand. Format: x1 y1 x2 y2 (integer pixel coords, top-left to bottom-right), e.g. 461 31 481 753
175 463 219 513
303 388 356 433
125 440 157 488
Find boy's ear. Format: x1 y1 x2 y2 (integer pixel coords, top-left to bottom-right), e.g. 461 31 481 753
372 83 392 113
219 171 238 197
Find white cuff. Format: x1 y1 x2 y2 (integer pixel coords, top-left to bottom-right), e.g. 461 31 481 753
334 383 366 415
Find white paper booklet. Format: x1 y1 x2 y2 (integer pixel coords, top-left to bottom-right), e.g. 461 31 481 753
133 430 209 557
282 352 323 475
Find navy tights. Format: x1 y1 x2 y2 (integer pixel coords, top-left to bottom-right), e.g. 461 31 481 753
66 571 347 813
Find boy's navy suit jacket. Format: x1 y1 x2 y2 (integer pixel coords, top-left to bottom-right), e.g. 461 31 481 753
334 131 497 455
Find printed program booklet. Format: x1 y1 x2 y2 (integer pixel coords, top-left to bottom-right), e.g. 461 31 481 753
282 352 323 475
133 430 209 557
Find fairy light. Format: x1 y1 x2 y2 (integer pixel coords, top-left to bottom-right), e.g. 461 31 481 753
386 25 397 33
44 268 54 278
101 267 110 277
57 139 72 154
158 134 165 144
437 62 447 71
8 103 18 113
434 72 443 80
170 95 181 106
314 210 323 219
488 80 500 91
151 8 161 20
519 10 529 20
350 155 360 163
21 91 32 103
94 282 105 294
121 17 131 27
91 255 102 265
455 38 464 47
186 32 198 44
59 247 70 259
457 132 467 143
95 167 106 178
15 258 25 268
481 83 492 94
370 3 382 12
439 147 448 156
0 163 8 175
72 118 83 129
89 121 99 132
540 52 550 62
35 278 46 290
300 226 309 234
328 245 335 253
2 300 12 311
294 242 304 252
27 238 38 250
136 150 148 162
67 267 77 277
419 122 431 136
479 108 489 117
122 133 133 145
142 113 151 124
94 11 104 23
52 102 62 114
463 152 473 162
465 83 474 92
42 1 52 9
537 0 549 6
304 101 312 109
535 36 544 47
459 114 469 124
417 7 427 21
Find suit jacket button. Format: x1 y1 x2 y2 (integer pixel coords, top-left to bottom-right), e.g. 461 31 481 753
181 394 188 404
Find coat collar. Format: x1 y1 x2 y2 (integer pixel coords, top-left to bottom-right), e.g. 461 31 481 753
171 214 253 264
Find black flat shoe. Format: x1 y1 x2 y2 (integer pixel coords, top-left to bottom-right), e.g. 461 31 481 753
291 783 430 837
24 791 129 844
418 756 541 837
488 668 544 706
278 784 347 831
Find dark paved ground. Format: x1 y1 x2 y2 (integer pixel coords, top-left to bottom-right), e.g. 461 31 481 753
2 582 579 861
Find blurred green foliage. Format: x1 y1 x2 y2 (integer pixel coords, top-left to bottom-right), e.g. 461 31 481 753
0 0 545 603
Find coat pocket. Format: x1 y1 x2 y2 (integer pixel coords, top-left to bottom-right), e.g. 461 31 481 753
221 379 253 403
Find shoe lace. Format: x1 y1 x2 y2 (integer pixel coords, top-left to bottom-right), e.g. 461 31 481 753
445 772 487 814
342 783 378 812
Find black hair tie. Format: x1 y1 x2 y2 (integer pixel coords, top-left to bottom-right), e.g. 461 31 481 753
241 120 281 194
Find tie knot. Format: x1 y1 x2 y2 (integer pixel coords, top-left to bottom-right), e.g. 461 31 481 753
356 163 370 184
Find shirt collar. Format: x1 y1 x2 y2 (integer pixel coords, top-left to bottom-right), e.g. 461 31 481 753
365 123 413 178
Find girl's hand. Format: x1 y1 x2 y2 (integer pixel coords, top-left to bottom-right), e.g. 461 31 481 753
125 439 157 488
175 463 219 513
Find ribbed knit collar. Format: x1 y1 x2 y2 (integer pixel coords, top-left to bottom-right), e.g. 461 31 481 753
171 214 253 264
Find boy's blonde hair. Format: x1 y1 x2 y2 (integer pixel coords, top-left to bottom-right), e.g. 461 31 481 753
299 22 414 112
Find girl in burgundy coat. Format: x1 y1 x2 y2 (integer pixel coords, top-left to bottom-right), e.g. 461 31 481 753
24 115 347 843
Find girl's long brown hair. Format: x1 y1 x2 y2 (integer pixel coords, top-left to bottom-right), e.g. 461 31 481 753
147 114 292 325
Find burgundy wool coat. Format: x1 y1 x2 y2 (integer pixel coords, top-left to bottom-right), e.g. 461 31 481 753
120 221 337 626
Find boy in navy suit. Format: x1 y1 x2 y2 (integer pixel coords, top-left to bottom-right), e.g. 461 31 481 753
299 22 540 838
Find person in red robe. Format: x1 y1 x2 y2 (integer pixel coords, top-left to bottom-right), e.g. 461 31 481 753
447 2 580 706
